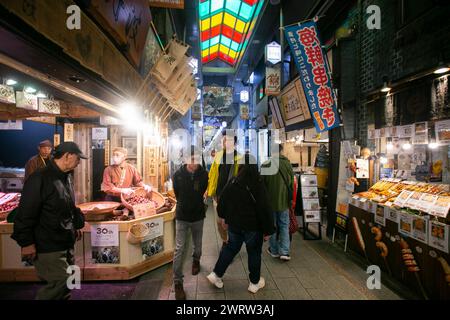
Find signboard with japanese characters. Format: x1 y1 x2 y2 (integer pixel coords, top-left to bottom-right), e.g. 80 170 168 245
265 66 281 96
16 91 38 110
86 0 152 67
64 123 74 142
265 41 282 65
0 85 15 104
38 99 61 114
284 21 340 132
280 78 311 126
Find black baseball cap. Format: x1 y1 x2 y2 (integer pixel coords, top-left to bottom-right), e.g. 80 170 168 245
54 142 88 159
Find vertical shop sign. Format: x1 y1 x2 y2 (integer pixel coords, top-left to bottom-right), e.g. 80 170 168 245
64 123 74 142
284 21 340 132
240 104 249 120
265 66 281 96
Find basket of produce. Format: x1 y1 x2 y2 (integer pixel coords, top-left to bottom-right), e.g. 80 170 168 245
121 188 165 212
127 223 150 244
156 197 177 214
77 201 121 221
0 193 20 221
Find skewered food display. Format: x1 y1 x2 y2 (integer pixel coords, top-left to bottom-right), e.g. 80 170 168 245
437 257 450 287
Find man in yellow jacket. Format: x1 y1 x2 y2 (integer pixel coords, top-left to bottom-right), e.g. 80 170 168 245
207 130 242 248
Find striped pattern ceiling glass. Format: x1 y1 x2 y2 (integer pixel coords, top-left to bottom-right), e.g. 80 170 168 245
199 0 264 66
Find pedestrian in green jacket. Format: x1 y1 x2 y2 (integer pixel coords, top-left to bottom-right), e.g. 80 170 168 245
261 144 294 261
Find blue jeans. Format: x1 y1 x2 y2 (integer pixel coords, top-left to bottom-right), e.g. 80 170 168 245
269 210 290 256
213 225 263 284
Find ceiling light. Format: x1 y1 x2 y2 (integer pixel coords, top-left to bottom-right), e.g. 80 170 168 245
380 156 388 164
36 92 46 98
380 82 391 93
387 143 393 150
24 86 37 94
222 121 227 128
6 79 17 86
434 66 450 74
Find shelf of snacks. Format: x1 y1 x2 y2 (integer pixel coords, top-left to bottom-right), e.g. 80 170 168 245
347 179 450 299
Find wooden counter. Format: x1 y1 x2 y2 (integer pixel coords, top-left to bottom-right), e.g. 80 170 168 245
0 209 175 282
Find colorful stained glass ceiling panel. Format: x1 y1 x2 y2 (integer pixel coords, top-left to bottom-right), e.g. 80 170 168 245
199 0 264 66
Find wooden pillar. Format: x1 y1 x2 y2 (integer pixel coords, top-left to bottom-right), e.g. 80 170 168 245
73 123 93 203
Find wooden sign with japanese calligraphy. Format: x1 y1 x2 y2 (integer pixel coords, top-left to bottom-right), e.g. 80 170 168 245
85 0 152 67
265 66 281 96
280 78 311 126
64 123 74 142
284 21 340 132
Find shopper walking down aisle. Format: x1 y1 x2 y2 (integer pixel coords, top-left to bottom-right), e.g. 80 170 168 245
261 144 294 261
207 154 274 294
12 142 87 300
206 130 243 250
172 146 208 300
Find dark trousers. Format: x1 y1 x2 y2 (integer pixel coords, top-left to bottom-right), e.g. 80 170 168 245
213 225 263 284
34 249 74 300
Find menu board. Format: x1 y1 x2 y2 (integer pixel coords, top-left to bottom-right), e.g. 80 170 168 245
428 221 449 253
413 122 428 144
356 159 369 179
397 124 414 138
393 190 414 207
399 212 413 236
300 175 318 186
386 207 399 223
417 193 438 213
411 215 428 244
405 192 423 210
375 205 386 226
301 187 319 198
430 196 450 218
304 211 321 223
303 198 320 211
435 119 450 144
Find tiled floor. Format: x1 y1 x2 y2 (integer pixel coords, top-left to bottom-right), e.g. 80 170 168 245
0 204 414 300
159 205 408 300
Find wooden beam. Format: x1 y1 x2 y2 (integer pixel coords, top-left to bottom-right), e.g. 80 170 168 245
0 102 101 121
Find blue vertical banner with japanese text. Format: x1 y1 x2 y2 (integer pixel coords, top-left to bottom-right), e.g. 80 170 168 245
284 21 340 132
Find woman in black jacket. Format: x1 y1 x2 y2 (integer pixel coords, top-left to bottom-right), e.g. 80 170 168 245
207 154 275 294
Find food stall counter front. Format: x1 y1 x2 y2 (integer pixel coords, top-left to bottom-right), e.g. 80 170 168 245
0 208 176 282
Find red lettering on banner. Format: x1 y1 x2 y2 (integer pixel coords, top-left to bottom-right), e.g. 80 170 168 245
313 111 325 131
322 107 336 127
317 86 334 109
297 27 318 47
305 45 324 67
312 66 328 86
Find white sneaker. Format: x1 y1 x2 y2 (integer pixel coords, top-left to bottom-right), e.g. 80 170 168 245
280 255 291 261
267 248 280 258
207 272 224 289
248 277 265 294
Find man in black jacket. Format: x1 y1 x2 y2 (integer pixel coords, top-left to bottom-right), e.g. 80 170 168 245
12 142 87 300
172 146 208 300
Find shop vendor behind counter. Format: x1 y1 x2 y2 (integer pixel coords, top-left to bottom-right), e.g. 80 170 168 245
101 147 152 202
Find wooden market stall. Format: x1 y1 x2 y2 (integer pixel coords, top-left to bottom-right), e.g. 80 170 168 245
0 0 197 282
0 207 176 282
